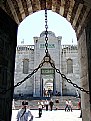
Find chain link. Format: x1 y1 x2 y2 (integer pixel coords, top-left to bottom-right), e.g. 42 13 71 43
0 7 90 95
0 60 45 94
44 8 89 94
49 61 89 94
45 9 49 56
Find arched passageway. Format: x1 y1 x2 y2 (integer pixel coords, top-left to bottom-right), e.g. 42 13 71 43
0 0 91 121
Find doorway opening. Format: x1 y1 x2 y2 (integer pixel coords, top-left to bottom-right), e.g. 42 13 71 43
41 68 55 97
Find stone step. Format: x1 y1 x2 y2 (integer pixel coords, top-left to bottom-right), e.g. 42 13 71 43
12 96 80 110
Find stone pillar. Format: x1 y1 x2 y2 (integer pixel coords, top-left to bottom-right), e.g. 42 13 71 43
0 8 17 121
78 29 90 121
85 18 91 121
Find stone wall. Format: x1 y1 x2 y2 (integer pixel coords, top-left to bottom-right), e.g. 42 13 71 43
61 45 80 96
14 45 34 96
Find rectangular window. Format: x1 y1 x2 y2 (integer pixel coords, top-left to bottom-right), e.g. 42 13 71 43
67 59 73 74
23 59 29 74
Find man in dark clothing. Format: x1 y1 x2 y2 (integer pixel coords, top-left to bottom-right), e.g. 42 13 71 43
55 99 59 110
49 99 54 111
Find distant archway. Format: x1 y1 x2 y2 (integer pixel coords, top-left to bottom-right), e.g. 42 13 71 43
0 1 91 121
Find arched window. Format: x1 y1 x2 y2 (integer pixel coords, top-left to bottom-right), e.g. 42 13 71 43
67 58 73 74
23 59 29 74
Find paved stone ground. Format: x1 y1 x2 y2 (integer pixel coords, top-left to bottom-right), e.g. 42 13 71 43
11 110 82 121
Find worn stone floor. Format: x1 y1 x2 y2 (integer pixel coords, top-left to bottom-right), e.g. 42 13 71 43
11 110 82 121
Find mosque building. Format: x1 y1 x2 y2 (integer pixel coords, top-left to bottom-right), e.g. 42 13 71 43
14 31 80 97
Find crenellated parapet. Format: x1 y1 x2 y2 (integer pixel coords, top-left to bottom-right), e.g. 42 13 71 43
16 45 34 51
61 45 78 54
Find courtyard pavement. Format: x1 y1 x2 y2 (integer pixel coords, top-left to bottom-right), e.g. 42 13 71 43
11 110 82 121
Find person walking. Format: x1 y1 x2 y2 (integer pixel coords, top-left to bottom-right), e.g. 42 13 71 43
65 100 69 111
12 99 15 109
76 90 79 98
49 99 54 111
38 101 43 118
41 100 44 109
44 99 49 111
78 98 82 118
55 99 59 110
16 101 33 121
68 99 73 111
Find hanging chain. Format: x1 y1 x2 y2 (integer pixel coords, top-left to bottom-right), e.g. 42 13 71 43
43 9 89 94
0 60 45 94
45 8 49 56
0 7 90 95
49 61 90 94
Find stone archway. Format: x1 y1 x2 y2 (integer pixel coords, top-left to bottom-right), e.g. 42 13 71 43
0 0 91 121
0 0 91 39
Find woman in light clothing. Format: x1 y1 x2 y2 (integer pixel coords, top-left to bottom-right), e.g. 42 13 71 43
65 100 69 111
38 101 43 117
44 99 49 111
68 99 73 111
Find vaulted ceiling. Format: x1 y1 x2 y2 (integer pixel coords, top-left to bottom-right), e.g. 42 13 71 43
0 0 91 39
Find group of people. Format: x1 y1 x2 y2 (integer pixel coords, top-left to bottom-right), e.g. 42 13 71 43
16 98 82 120
65 99 73 112
38 98 54 117
15 98 57 120
43 88 53 97
65 98 82 118
37 98 60 117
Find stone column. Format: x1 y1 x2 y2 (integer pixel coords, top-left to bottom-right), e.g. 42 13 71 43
85 18 91 121
0 8 17 121
78 29 90 121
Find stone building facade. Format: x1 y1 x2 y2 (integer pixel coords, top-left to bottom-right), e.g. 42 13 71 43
14 31 80 97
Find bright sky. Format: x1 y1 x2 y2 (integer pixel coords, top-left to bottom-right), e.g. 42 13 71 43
17 10 77 45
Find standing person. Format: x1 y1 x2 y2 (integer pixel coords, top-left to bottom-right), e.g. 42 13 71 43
41 100 44 109
68 99 73 111
44 99 49 111
55 90 58 96
38 101 42 118
78 98 82 118
43 88 46 97
55 99 59 110
65 100 69 111
49 99 54 111
76 90 79 98
16 101 33 121
12 99 15 109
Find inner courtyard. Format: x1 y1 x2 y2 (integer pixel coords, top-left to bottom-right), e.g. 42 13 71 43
0 0 91 121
